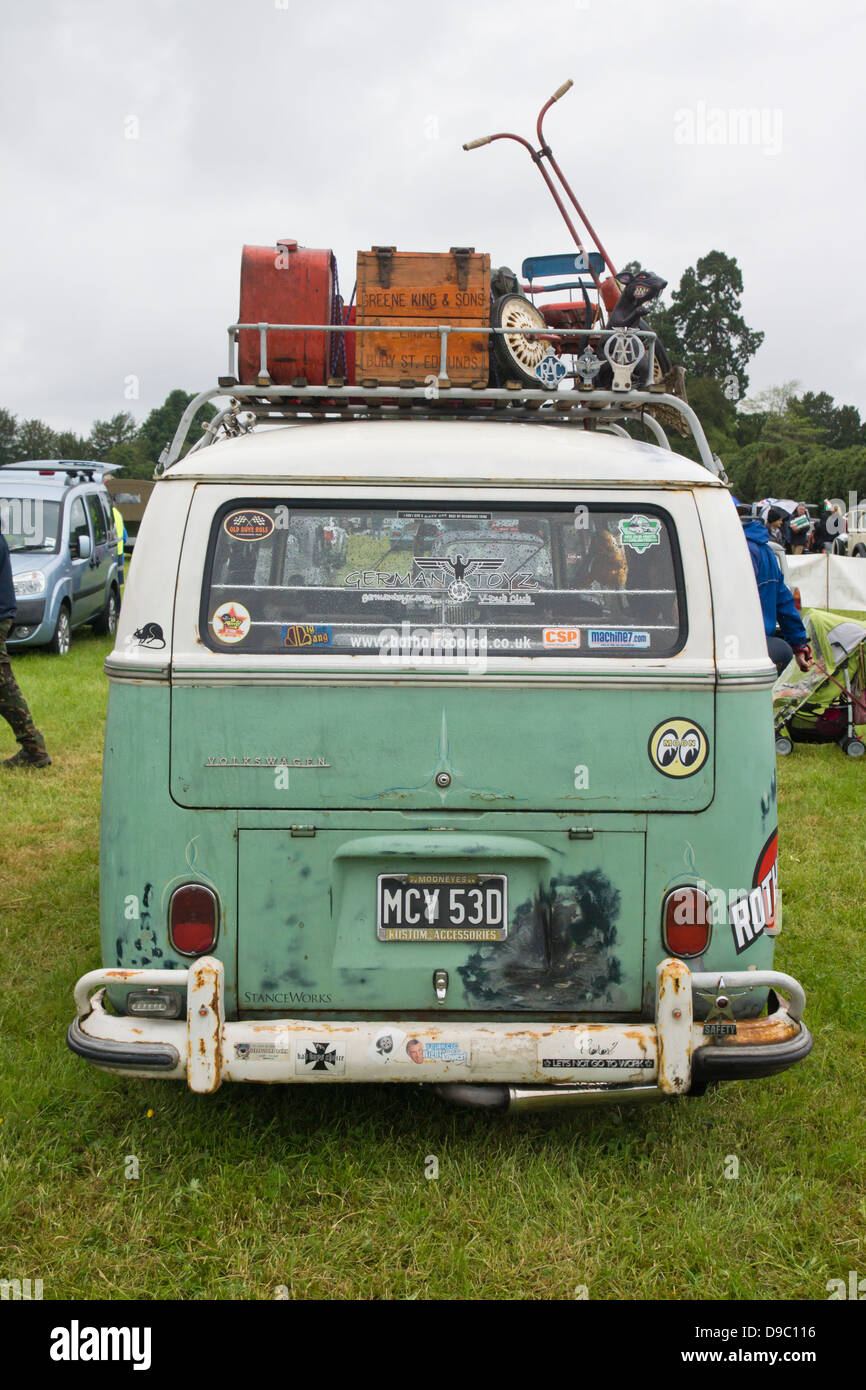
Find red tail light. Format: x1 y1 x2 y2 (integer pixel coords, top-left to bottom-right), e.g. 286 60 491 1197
169 884 219 956
793 586 802 611
662 886 712 958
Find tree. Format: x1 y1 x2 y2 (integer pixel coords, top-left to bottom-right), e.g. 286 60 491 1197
88 412 139 459
797 391 864 448
650 251 764 390
0 408 19 466
15 418 59 460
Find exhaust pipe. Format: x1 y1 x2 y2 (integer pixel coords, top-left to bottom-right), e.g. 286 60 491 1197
434 1083 662 1112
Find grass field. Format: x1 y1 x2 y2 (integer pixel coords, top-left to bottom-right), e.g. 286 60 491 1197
1 629 865 1301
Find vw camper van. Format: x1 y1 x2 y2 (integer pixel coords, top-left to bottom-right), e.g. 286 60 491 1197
67 363 812 1112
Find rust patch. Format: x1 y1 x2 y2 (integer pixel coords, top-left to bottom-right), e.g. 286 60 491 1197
714 1015 799 1048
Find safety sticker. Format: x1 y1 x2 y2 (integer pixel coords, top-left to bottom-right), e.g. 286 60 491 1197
281 623 332 648
212 602 251 644
223 509 275 541
618 515 661 553
587 628 650 648
648 718 709 777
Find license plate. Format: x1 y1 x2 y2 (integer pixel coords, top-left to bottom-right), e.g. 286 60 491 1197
377 873 508 942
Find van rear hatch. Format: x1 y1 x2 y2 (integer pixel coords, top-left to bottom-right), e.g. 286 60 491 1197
171 496 713 813
170 493 713 1015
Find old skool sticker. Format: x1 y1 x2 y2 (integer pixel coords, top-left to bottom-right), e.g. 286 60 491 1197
648 718 709 777
211 602 251 644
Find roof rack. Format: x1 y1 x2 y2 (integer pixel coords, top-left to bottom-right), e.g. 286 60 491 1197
160 321 725 480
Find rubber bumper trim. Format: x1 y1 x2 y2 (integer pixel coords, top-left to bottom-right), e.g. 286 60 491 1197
692 1022 813 1083
67 1017 180 1070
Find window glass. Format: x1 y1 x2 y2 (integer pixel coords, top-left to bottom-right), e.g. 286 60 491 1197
0 497 60 552
203 503 684 657
86 493 108 545
69 497 90 551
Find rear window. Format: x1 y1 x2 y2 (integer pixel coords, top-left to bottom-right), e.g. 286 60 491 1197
201 502 685 657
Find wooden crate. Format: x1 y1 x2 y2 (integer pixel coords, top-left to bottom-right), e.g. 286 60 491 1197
356 247 490 384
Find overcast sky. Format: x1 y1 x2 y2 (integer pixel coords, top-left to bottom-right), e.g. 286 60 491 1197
2 0 864 437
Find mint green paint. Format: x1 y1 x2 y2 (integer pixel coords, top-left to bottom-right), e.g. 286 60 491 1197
102 675 780 1023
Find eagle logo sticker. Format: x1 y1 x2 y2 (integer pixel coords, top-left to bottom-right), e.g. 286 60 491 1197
648 718 709 777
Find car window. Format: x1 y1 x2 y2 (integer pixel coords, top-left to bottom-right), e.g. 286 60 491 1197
86 493 108 545
68 496 90 551
202 502 685 657
0 496 61 552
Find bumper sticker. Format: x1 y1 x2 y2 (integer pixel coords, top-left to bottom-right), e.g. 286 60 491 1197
294 1041 347 1075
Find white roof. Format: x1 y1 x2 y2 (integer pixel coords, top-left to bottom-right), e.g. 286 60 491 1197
164 418 722 488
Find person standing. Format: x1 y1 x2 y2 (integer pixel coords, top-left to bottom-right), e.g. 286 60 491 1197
0 522 51 768
739 508 812 676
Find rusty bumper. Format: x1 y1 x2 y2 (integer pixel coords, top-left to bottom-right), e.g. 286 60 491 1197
66 957 811 1103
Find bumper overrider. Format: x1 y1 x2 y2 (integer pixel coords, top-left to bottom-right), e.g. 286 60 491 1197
67 958 812 1111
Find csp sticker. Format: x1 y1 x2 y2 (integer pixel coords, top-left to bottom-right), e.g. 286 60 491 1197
282 623 332 648
223 509 274 541
618 515 661 553
543 627 580 647
211 602 251 644
648 718 709 777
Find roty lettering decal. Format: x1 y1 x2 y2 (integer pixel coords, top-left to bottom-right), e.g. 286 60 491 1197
729 830 778 954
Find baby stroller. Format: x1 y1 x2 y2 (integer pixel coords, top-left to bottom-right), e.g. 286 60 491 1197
773 609 866 757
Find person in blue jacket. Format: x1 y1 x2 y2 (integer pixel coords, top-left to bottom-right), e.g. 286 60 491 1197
739 506 812 675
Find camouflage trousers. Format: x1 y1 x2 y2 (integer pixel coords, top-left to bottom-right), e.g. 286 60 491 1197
0 619 47 756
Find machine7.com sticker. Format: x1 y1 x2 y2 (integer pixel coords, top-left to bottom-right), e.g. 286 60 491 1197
648 717 709 777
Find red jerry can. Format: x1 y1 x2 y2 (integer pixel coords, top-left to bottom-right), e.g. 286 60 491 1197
238 238 338 386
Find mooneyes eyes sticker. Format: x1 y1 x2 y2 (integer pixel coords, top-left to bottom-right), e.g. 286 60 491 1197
648 718 709 777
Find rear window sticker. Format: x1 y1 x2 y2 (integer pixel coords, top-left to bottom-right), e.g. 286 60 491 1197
211 602 251 644
587 629 650 648
648 718 709 777
223 509 275 541
618 515 661 553
281 623 332 648
543 627 581 647
294 1041 346 1075
367 1026 407 1064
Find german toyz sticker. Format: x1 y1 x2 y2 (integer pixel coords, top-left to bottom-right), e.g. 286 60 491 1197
223 509 274 541
648 718 709 777
211 602 251 644
618 515 661 553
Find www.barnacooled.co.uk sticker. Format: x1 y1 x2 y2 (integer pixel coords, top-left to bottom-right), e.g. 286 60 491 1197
648 718 709 777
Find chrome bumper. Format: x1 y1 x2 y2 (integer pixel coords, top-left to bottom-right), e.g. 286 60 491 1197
67 957 811 1103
